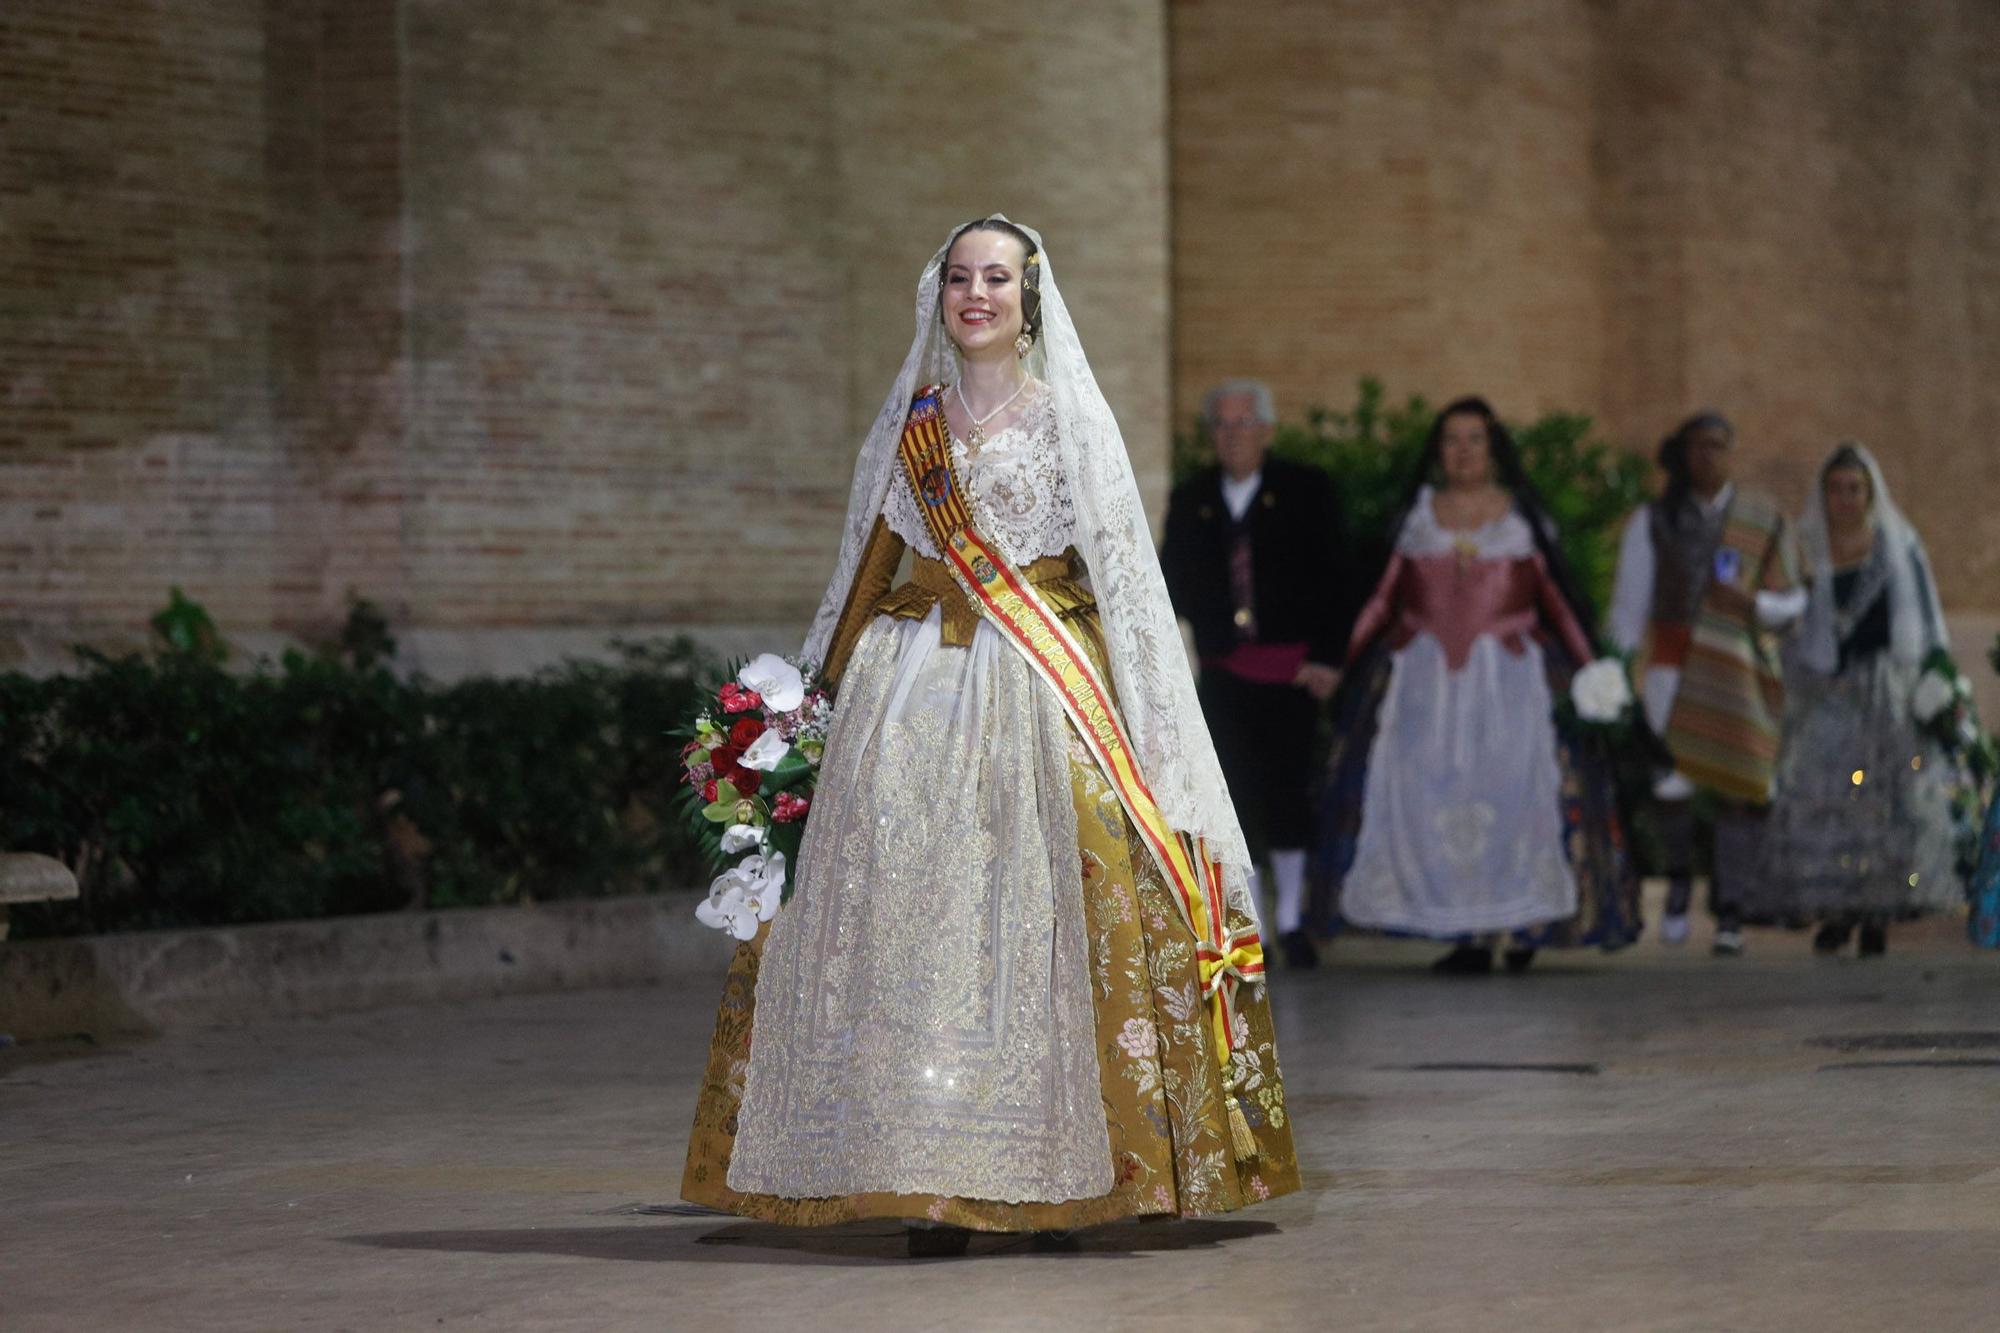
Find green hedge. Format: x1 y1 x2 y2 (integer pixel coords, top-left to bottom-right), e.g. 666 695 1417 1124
1174 377 1652 617
0 613 717 939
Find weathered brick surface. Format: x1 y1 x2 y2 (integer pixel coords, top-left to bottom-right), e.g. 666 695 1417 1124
1 1 1170 658
0 1 280 640
1172 0 2000 613
8 0 1993 667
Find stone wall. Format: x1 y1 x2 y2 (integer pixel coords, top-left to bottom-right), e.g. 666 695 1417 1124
6 1 1994 672
1 1 280 652
1171 0 2000 621
0 0 1171 668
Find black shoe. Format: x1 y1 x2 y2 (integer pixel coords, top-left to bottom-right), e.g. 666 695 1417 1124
1858 923 1887 957
1432 944 1492 975
1502 946 1537 974
1280 928 1319 971
1029 1229 1081 1252
906 1225 971 1258
1812 921 1852 955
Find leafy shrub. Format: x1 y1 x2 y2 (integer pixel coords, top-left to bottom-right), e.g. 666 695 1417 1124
0 607 717 939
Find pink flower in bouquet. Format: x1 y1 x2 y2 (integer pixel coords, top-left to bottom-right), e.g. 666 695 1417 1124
718 682 762 714
772 791 811 823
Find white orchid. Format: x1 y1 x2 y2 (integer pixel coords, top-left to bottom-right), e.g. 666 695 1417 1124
1571 658 1634 724
719 822 767 854
738 653 805 713
739 728 793 772
1913 671 1955 724
693 851 788 941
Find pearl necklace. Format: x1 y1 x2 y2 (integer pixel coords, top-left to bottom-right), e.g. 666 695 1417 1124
954 378 1030 450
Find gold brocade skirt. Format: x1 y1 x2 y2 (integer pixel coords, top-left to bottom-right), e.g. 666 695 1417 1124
681 572 1300 1230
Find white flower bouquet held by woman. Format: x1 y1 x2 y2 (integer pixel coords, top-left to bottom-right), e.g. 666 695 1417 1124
676 653 831 939
1570 656 1636 726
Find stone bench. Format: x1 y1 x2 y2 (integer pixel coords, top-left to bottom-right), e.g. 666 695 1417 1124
0 854 79 941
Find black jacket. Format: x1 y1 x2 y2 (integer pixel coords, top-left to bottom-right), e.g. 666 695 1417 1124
1161 457 1353 667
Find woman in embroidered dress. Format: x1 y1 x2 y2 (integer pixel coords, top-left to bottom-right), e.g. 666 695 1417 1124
681 217 1297 1256
1743 443 1961 954
1311 398 1640 973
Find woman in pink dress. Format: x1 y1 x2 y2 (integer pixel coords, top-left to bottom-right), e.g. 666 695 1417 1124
1313 397 1641 972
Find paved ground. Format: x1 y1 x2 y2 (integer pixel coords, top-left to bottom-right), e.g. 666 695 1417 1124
5 908 1998 1332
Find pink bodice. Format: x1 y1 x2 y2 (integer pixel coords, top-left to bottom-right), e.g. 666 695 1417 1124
1351 550 1593 671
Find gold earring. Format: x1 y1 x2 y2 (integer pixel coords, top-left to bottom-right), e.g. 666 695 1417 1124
1014 329 1034 358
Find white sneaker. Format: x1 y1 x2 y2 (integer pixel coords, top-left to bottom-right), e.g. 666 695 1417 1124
1660 913 1690 946
1712 928 1745 956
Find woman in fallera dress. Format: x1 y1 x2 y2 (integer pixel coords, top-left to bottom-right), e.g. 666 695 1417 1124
681 217 1298 1256
1312 398 1641 973
1746 443 1962 954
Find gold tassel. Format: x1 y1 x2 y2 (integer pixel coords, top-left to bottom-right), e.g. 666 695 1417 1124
1227 1094 1259 1162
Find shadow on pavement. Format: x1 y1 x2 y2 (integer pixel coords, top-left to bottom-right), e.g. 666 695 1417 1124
342 1217 1278 1265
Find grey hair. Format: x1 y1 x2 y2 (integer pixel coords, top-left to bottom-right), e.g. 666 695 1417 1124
1201 379 1276 426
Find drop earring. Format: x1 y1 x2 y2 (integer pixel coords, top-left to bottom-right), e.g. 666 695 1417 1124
1014 329 1034 358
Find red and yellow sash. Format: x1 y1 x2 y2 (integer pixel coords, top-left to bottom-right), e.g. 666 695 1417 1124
896 385 1265 1155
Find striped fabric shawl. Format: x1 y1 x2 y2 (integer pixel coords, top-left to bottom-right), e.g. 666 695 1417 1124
1662 490 1798 804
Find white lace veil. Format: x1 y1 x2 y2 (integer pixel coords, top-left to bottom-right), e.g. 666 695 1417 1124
802 216 1256 919
1794 441 1948 676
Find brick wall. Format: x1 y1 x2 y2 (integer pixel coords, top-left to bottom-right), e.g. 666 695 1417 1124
0 0 1170 663
9 1 1993 668
1172 0 2000 617
0 1 280 651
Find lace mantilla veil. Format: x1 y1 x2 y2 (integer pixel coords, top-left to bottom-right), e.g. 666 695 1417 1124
1794 441 1948 679
802 215 1257 922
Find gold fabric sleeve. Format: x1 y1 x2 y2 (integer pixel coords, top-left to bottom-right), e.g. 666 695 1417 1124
821 515 905 689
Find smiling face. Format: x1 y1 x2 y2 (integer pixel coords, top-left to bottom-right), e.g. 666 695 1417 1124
941 227 1029 360
1437 411 1494 489
1822 462 1873 531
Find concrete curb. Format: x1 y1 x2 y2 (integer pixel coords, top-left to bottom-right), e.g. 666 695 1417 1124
0 893 731 1041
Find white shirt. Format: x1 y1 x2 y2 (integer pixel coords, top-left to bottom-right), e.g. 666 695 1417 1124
1220 468 1262 523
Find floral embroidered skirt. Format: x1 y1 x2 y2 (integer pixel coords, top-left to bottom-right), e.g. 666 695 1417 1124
681 613 1299 1230
1746 655 1962 924
1311 636 1642 948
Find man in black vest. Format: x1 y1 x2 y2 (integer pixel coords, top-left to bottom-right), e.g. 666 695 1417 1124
1162 379 1349 969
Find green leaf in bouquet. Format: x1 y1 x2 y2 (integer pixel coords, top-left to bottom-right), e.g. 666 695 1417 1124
764 749 815 791
766 820 807 902
701 779 742 823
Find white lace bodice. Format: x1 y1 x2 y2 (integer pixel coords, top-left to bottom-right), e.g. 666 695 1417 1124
882 388 1078 566
1398 485 1537 560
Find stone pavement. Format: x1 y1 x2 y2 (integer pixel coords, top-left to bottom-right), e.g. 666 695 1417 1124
4 914 1997 1332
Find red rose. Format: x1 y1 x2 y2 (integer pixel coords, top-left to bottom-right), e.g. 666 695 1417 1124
718 682 762 714
729 717 765 748
707 744 741 775
772 791 811 823
701 779 719 803
724 764 761 797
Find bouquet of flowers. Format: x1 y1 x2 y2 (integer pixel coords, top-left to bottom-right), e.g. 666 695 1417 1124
677 653 831 940
1912 647 1997 877
1912 649 1990 768
1566 655 1637 733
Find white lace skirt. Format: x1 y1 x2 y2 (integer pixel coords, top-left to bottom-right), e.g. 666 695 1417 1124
1341 633 1579 936
727 608 1112 1204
